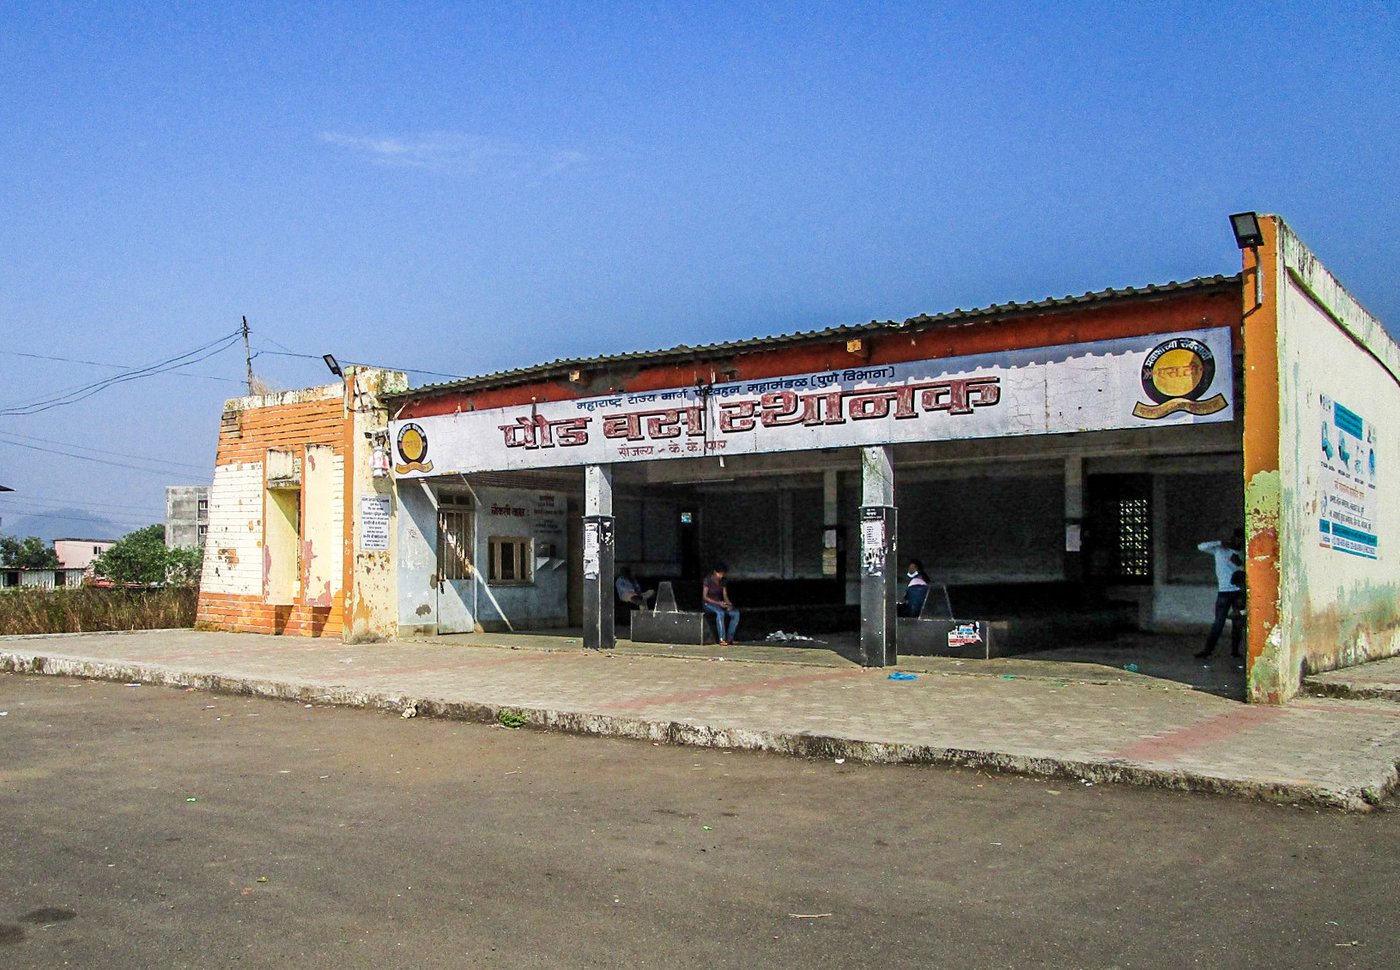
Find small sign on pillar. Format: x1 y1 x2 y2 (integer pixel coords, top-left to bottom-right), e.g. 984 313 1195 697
581 514 615 650
859 505 897 668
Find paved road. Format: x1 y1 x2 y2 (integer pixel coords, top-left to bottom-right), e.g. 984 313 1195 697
1 675 1395 969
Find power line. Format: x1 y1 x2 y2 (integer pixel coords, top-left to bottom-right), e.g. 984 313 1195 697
0 436 210 477
0 492 167 514
0 508 155 531
0 429 210 473
0 348 241 384
0 497 162 520
0 498 159 522
0 332 243 416
0 333 238 413
256 346 472 381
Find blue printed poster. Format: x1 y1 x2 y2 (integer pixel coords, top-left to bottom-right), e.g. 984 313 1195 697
1318 396 1379 559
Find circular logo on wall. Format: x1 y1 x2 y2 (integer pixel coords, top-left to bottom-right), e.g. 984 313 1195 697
1132 337 1228 420
394 423 434 474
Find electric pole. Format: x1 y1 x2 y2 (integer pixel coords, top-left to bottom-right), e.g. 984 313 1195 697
242 316 253 394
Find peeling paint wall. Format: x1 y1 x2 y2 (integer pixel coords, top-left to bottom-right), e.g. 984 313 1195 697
395 482 442 636
301 443 343 610
343 368 409 643
197 383 350 636
1263 218 1400 699
199 463 264 597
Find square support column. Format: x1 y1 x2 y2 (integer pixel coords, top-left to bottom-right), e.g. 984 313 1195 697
859 446 896 667
583 464 615 651
1064 455 1084 582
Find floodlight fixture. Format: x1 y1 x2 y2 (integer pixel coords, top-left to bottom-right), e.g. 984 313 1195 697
1229 212 1264 250
323 354 344 377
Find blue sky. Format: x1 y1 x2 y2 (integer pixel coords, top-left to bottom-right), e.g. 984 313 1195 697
2 1 1397 539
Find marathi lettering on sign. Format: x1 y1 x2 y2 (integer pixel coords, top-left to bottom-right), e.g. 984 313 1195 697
390 328 1234 477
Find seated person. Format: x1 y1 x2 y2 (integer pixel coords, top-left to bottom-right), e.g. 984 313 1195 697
702 562 740 645
897 559 931 617
615 566 655 610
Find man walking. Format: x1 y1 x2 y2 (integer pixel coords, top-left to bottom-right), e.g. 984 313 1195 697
1195 529 1245 660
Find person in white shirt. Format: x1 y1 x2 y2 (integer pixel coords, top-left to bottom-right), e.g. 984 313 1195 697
1195 529 1245 659
615 567 654 611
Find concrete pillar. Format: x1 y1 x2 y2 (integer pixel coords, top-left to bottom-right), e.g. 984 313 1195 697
821 469 846 593
1149 473 1169 631
583 464 615 650
1064 456 1084 582
778 490 794 579
823 469 840 521
859 446 896 667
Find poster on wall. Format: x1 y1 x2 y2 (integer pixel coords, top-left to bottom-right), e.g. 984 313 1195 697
860 508 887 577
360 496 391 551
1318 396 1379 559
582 521 600 580
390 328 1236 478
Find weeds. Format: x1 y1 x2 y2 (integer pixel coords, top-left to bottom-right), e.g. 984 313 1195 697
0 586 197 636
496 708 528 729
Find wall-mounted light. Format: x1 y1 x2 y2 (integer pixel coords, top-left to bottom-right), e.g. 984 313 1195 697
323 354 344 377
1229 212 1266 311
1228 212 1264 249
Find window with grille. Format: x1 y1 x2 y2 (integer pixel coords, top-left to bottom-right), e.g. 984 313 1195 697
1114 497 1152 580
437 509 475 582
488 536 533 584
1086 474 1154 585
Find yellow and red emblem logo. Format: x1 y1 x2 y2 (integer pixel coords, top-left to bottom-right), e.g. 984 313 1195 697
394 423 434 474
1132 338 1228 420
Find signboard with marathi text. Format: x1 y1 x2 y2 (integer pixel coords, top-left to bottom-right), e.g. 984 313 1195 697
390 328 1234 477
1318 396 1379 559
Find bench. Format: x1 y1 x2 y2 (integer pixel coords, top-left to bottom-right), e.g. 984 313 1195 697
628 581 713 645
896 584 998 659
896 582 1134 658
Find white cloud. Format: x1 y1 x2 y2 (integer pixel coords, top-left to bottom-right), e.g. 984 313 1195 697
319 131 586 176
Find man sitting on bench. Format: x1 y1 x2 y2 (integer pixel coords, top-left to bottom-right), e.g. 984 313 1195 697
702 563 740 645
615 566 655 611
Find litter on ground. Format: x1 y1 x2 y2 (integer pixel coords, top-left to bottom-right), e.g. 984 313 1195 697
764 630 825 643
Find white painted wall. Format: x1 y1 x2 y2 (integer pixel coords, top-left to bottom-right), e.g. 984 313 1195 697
394 483 570 634
471 486 569 629
200 462 264 596
1262 220 1400 697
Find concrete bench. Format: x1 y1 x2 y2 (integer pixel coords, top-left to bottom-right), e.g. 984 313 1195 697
896 584 997 659
896 583 1132 658
628 582 714 646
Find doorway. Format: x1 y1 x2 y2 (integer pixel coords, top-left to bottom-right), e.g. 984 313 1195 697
436 495 476 634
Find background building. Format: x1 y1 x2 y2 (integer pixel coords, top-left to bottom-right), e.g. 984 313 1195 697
53 538 115 574
165 485 211 549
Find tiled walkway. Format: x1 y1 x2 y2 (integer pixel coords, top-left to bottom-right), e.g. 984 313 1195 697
2 629 1397 810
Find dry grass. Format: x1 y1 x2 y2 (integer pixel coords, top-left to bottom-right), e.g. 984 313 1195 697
0 586 197 636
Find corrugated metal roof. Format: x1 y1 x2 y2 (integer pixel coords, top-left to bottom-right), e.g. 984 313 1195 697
384 273 1241 401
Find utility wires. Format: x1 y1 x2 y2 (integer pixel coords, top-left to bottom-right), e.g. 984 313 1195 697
0 331 244 416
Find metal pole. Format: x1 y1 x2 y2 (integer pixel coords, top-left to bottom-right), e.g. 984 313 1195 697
242 316 254 394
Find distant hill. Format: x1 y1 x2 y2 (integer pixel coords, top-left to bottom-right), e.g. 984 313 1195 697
0 509 137 545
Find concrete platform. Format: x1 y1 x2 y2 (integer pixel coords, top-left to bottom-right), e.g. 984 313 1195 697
1304 655 1400 702
3 629 1397 811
